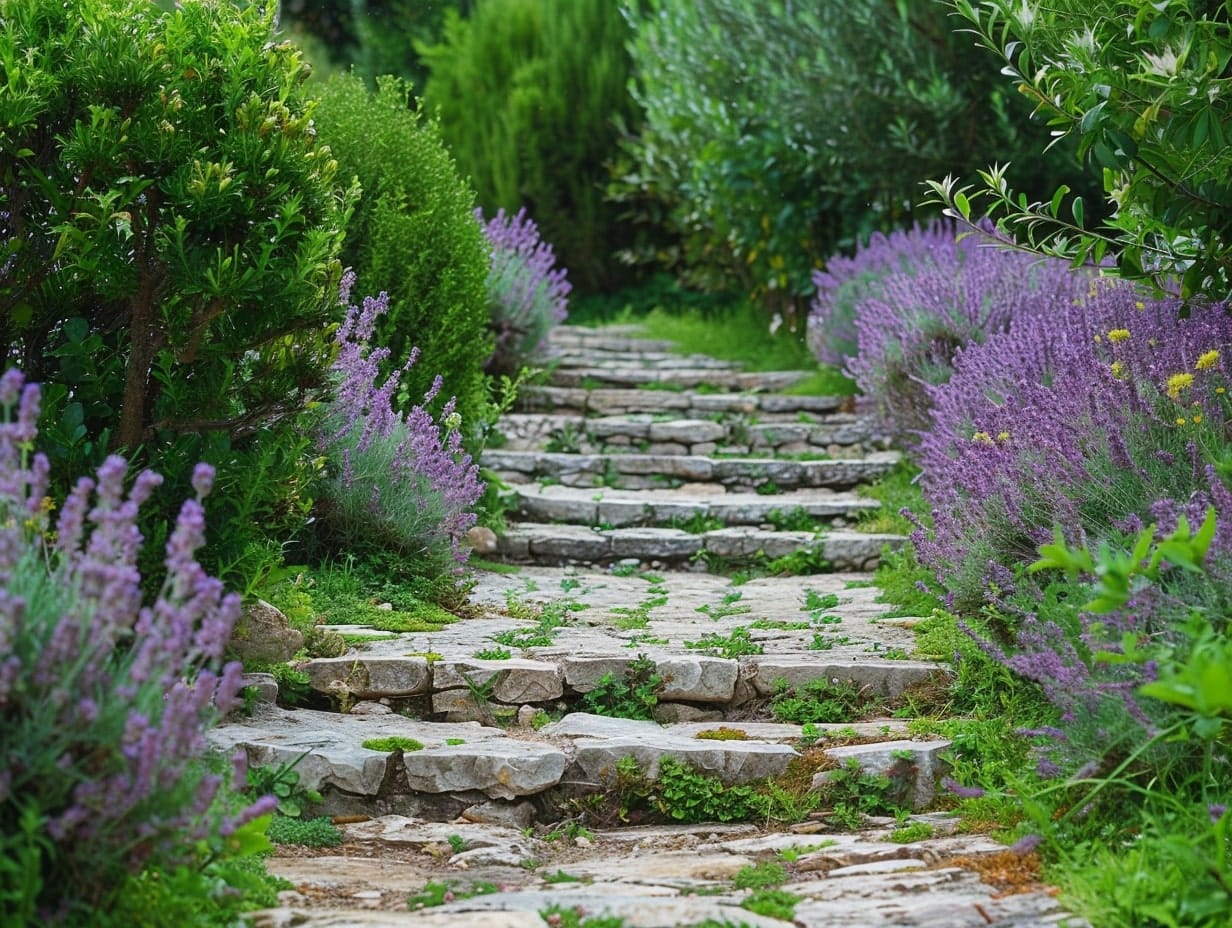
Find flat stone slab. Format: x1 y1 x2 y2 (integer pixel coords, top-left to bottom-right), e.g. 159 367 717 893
433 658 564 703
208 708 507 796
402 740 568 799
517 385 844 417
304 655 431 698
750 657 945 699
495 523 903 570
483 449 899 490
504 483 876 527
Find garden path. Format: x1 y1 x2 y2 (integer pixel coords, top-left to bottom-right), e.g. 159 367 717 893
219 325 1083 927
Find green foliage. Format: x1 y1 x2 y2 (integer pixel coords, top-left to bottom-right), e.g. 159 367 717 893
408 880 499 909
770 679 870 724
420 0 638 293
447 834 467 854
361 737 424 753
651 758 762 824
616 0 1091 316
312 72 490 440
246 756 322 819
349 0 468 90
683 627 764 659
888 821 934 843
856 462 926 536
474 646 513 660
266 814 344 848
694 727 749 741
732 861 787 890
0 0 349 583
818 758 908 828
580 655 663 720
802 590 840 612
741 888 799 920
930 0 1232 301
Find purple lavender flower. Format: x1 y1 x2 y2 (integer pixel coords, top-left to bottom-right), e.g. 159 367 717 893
477 207 571 375
941 776 987 799
318 285 485 570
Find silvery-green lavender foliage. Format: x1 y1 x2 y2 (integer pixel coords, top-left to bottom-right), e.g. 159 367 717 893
317 274 484 567
477 207 571 376
0 370 271 920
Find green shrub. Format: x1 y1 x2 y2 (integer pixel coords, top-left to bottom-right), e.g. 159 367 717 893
0 0 350 586
420 0 638 293
931 0 1232 301
615 0 1094 318
312 73 491 443
266 815 344 848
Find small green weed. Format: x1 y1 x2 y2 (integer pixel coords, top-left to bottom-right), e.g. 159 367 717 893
474 646 513 660
408 880 499 909
770 678 871 724
741 888 799 920
778 840 836 862
447 834 467 854
766 507 824 532
266 814 343 847
445 737 466 746
245 754 321 818
541 870 585 884
818 758 908 828
362 736 424 752
684 627 763 659
765 545 831 575
748 617 811 631
888 821 933 843
668 512 727 533
802 590 840 611
580 655 663 720
809 632 853 650
695 601 752 620
732 861 787 890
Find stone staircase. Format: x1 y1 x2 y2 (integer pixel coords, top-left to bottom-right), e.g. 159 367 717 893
214 324 1082 926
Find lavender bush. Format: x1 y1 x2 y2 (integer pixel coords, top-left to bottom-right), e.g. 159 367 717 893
316 274 484 571
808 220 1087 442
0 370 272 920
477 207 571 376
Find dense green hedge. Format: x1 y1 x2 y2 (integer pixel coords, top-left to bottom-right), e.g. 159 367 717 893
615 0 1097 319
420 0 637 294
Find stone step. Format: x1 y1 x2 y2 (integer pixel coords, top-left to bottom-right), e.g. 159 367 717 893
494 523 902 570
497 412 884 457
548 367 807 391
518 385 848 417
503 484 877 528
548 351 741 370
212 707 948 821
482 449 899 491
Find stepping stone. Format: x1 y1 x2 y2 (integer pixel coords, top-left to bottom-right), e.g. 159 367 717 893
518 385 845 416
494 523 903 570
550 366 807 390
505 484 876 528
482 449 898 490
749 657 945 699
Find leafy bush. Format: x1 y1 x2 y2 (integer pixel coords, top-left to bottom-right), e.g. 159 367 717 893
420 0 638 293
0 370 274 921
477 207 571 376
314 280 484 576
312 73 491 442
930 0 1232 301
0 0 348 582
808 221 1088 442
616 0 1093 317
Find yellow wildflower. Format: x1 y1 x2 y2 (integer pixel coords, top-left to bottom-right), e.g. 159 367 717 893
1107 328 1131 343
1193 414 1203 424
971 431 994 445
1167 372 1194 398
1196 349 1220 371
1148 338 1158 347
1176 417 1188 426
1135 301 1146 310
1110 361 1126 379
996 431 1010 442
1218 387 1227 395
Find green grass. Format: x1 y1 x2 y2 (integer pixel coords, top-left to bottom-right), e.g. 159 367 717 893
856 461 924 535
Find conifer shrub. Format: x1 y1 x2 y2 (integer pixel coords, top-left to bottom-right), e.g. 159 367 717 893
0 0 349 586
0 370 274 922
312 73 491 443
478 207 571 376
420 0 638 293
314 276 484 580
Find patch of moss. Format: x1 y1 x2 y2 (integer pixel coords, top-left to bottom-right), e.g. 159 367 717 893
361 736 424 752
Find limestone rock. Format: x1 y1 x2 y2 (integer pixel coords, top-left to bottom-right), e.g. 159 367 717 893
229 599 303 663
305 656 432 699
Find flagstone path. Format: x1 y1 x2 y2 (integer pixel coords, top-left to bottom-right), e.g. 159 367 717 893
218 325 1084 927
